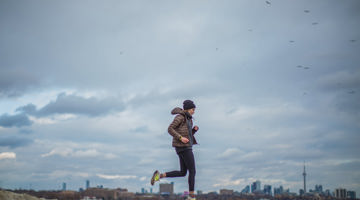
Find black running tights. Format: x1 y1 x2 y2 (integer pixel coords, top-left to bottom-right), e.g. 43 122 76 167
165 149 196 191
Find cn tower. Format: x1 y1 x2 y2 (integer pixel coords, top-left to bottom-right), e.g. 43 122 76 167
303 162 307 193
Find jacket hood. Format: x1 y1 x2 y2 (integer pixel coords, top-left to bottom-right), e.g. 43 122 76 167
171 107 185 115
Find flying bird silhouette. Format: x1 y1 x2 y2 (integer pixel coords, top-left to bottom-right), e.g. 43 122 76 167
296 65 310 70
289 40 295 43
312 22 319 25
304 10 310 13
350 39 357 43
266 1 271 5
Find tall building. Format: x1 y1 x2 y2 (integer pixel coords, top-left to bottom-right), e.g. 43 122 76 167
347 190 356 199
299 189 304 196
159 182 174 195
256 180 261 191
274 186 283 196
251 180 261 193
335 188 346 199
86 180 90 189
303 162 307 193
325 189 331 196
251 182 256 193
241 185 250 194
315 184 323 193
62 182 66 191
263 185 272 196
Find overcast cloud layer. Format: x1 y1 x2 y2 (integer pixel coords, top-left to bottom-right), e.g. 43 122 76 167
1 0 359 197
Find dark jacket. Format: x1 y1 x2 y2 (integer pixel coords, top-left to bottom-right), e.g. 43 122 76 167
168 107 198 147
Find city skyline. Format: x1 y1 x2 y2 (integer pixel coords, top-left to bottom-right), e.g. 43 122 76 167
12 168 356 198
1 0 359 197
6 177 356 199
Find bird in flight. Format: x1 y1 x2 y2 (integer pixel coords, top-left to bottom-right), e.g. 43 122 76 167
296 65 310 70
266 1 271 5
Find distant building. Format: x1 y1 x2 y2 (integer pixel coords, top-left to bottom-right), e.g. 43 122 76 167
208 191 218 195
241 185 250 194
251 180 261 193
263 185 272 196
274 186 283 195
62 182 66 191
335 188 346 199
86 180 90 190
325 189 331 196
197 190 203 195
284 188 290 194
220 189 233 195
347 190 356 199
159 182 174 195
299 189 304 196
315 184 323 193
82 187 133 199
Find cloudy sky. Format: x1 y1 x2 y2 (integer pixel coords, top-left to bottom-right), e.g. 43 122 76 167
1 0 359 196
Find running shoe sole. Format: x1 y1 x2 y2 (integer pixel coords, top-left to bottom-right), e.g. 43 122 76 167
151 170 159 185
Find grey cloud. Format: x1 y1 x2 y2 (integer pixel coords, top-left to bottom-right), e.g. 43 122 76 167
0 104 35 128
0 136 33 148
16 103 37 115
0 113 33 128
316 70 360 115
334 92 360 115
36 93 125 117
127 81 228 109
0 93 125 128
317 70 360 93
16 93 125 117
0 67 40 98
18 128 33 134
130 125 149 133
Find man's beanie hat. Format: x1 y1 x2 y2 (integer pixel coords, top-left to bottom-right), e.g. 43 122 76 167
183 100 196 110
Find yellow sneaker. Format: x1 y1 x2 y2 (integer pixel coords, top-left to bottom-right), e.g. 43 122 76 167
150 170 160 185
